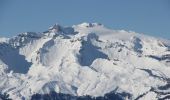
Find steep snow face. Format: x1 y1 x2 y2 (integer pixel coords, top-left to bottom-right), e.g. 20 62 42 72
0 23 170 100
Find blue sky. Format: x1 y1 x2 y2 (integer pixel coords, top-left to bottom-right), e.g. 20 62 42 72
0 0 170 39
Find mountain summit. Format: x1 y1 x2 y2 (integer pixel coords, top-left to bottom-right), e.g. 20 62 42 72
0 23 170 100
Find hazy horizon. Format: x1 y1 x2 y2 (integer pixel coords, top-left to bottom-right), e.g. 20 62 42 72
0 0 170 39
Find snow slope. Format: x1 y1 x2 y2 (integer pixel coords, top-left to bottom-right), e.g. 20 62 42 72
0 23 170 100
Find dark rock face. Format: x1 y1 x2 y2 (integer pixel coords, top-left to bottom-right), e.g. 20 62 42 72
9 32 41 48
132 37 143 54
150 83 170 100
148 54 170 62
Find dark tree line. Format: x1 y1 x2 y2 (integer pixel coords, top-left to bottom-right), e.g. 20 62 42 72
0 92 12 100
0 91 131 100
31 91 131 100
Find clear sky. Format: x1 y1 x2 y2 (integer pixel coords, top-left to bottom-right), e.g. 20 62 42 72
0 0 170 39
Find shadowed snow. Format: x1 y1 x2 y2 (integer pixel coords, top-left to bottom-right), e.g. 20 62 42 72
78 33 108 66
0 43 32 73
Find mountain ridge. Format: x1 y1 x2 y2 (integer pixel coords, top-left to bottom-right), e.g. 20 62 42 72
0 23 170 100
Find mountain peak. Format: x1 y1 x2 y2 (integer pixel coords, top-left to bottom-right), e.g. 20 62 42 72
76 22 103 28
48 23 62 33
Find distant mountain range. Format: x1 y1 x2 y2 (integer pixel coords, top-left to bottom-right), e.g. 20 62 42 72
0 23 170 100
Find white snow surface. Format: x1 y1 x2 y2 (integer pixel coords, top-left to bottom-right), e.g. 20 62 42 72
0 23 170 100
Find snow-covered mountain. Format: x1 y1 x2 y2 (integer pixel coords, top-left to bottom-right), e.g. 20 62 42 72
0 23 170 100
